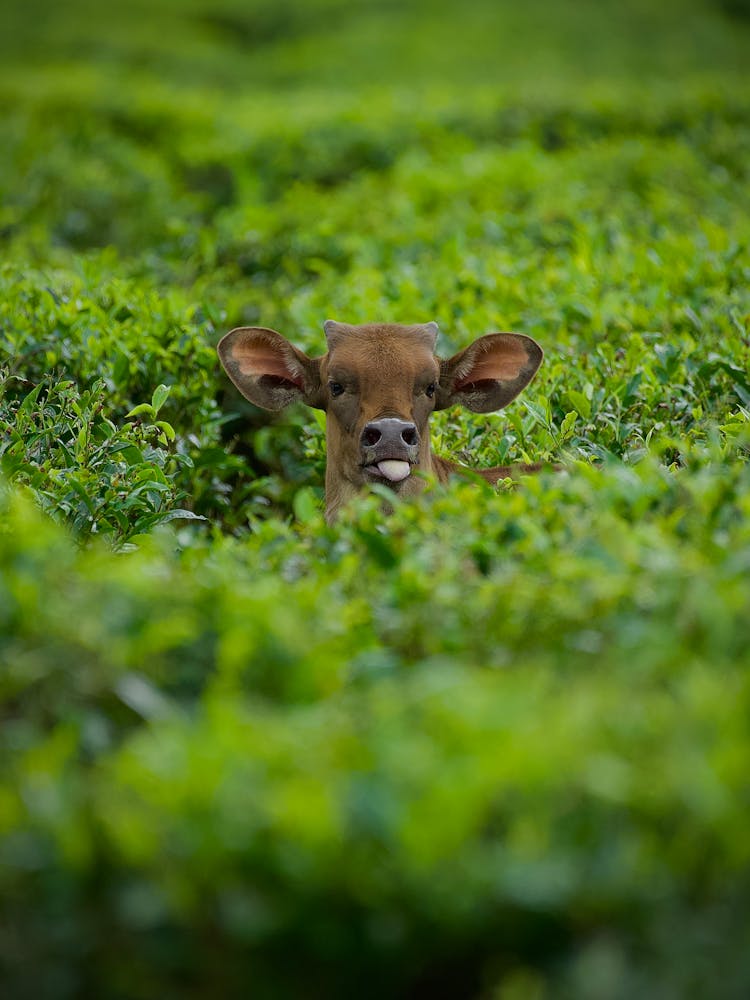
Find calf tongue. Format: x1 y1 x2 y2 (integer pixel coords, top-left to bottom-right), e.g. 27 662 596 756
376 460 411 482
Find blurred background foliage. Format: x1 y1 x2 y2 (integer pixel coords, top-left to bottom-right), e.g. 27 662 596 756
1 0 750 997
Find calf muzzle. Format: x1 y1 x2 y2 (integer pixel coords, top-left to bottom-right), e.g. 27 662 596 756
360 418 420 484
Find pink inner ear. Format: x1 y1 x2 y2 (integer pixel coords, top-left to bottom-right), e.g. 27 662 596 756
235 344 303 388
456 339 528 387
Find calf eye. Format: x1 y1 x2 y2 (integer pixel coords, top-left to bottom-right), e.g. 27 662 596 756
425 383 436 398
329 381 345 398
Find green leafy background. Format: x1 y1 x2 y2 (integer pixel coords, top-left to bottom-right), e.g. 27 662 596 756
1 1 749 996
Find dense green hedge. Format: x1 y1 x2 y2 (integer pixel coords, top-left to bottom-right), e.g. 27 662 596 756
1 0 750 996
3 450 750 998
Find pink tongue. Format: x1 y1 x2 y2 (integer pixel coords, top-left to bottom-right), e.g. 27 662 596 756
376 460 411 482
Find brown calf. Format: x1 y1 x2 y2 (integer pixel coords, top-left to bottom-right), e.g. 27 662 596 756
218 321 544 521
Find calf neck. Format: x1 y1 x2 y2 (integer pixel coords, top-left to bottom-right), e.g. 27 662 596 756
218 320 544 521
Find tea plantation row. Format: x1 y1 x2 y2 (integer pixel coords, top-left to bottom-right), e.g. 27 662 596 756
1 0 750 996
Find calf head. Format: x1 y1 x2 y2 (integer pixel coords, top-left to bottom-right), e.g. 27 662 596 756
218 321 542 519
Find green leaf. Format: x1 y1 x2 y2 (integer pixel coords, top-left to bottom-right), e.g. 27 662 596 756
17 382 43 415
566 390 591 420
155 420 176 442
522 399 549 429
158 508 209 523
66 477 96 515
560 410 577 440
621 372 643 404
75 425 89 461
293 487 321 523
116 444 145 466
125 403 155 420
151 384 171 414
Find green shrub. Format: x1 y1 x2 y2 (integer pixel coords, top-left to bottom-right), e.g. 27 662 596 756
0 370 205 545
1 0 749 995
1 447 750 997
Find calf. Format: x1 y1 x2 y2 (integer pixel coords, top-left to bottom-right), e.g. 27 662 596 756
218 320 544 521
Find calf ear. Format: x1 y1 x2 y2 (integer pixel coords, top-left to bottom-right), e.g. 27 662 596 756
435 333 543 413
218 327 325 411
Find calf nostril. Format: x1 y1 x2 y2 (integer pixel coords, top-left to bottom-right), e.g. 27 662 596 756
401 425 418 446
362 426 382 447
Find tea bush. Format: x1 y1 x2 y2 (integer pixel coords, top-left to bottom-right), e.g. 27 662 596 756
1 0 749 996
0 370 209 545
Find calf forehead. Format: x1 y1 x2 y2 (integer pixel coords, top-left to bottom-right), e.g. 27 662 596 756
326 324 438 383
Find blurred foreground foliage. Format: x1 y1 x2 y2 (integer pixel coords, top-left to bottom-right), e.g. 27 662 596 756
2 448 750 997
1 0 750 996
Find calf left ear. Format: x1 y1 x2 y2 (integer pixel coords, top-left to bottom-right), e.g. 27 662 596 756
435 333 543 413
218 327 325 411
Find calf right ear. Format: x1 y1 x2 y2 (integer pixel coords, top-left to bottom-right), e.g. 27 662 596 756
436 333 543 413
218 327 325 411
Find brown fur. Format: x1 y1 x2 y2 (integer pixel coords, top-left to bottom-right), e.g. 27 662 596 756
218 321 545 521
432 458 547 485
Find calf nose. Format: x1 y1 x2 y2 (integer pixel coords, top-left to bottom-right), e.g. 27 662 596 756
360 418 419 451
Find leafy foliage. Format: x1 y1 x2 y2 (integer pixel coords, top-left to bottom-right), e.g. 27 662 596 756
2 450 750 997
0 371 204 544
1 0 749 996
